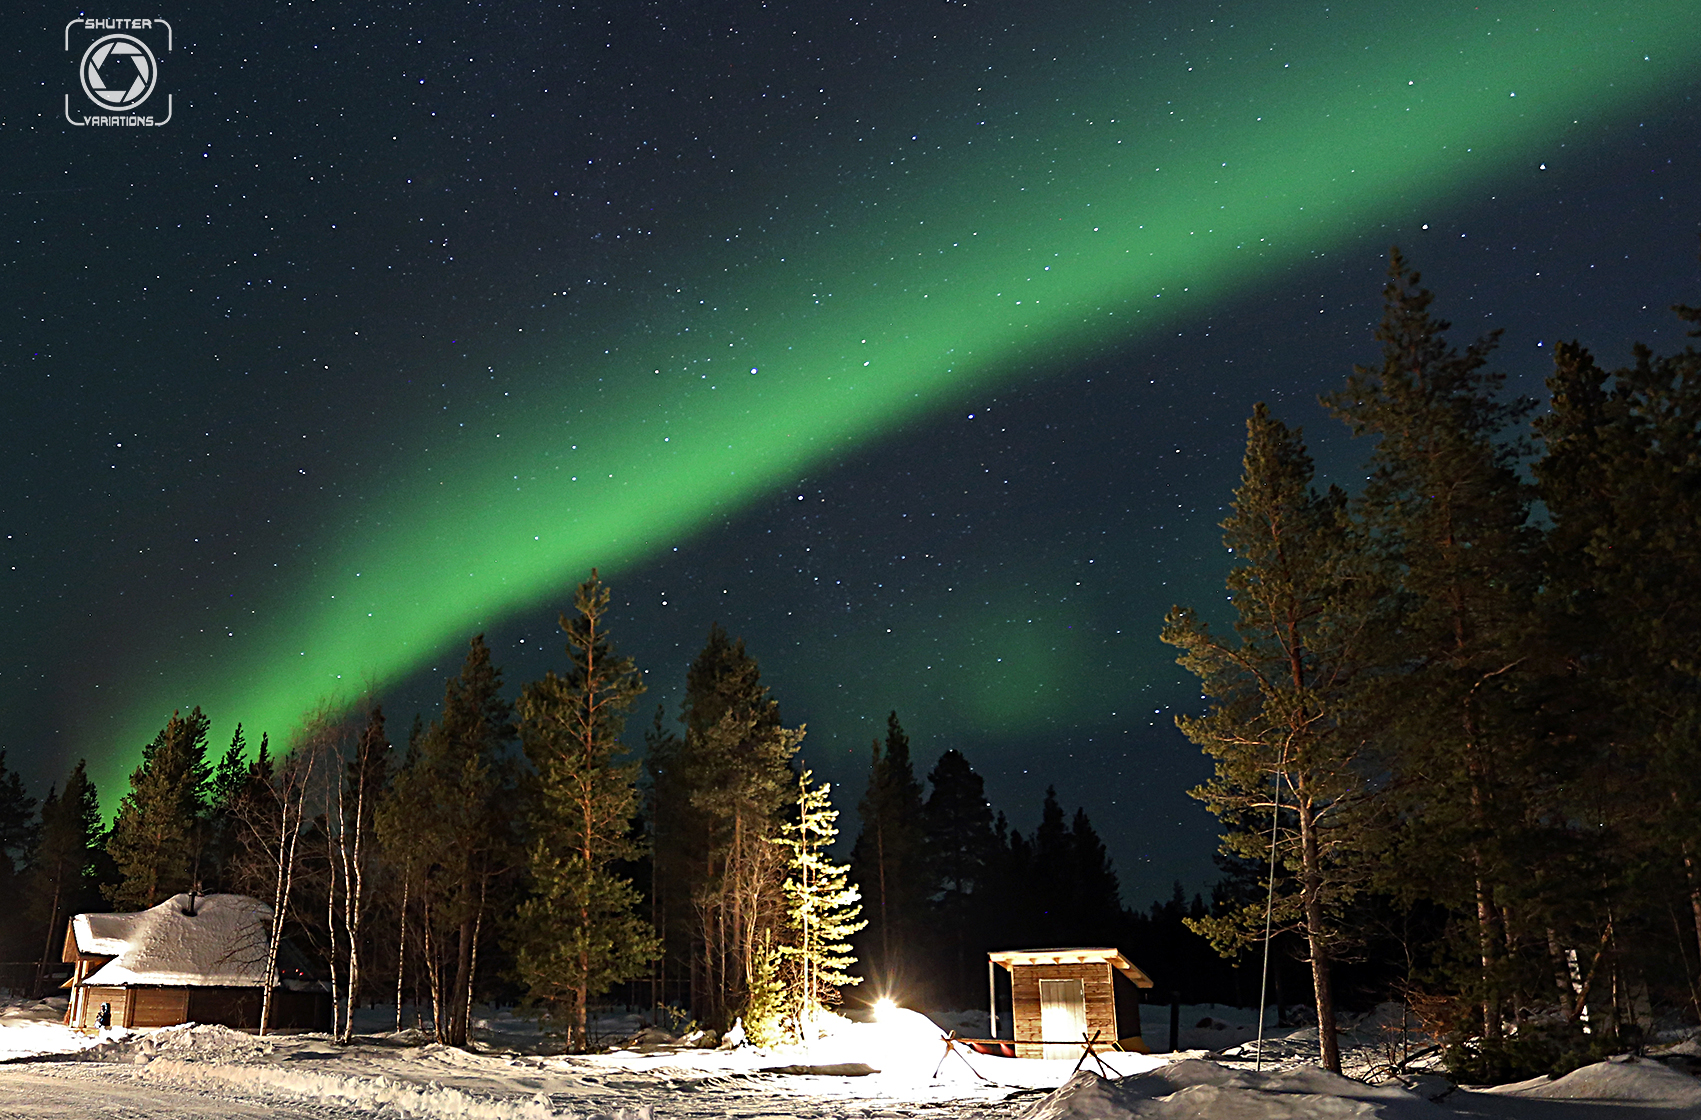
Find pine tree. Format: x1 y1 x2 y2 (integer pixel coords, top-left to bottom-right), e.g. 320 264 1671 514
850 711 927 993
922 749 997 1004
1163 402 1374 1073
0 749 38 881
1534 319 1701 1001
204 724 253 892
516 572 659 1050
774 768 865 1040
106 708 213 909
1323 251 1543 1048
0 749 40 959
28 761 99 992
1066 807 1125 944
649 625 802 1027
1028 787 1073 943
377 636 517 1046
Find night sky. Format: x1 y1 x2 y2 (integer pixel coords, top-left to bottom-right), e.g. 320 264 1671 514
4 0 1699 907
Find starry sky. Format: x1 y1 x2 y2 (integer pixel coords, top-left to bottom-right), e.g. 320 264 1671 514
4 0 1699 907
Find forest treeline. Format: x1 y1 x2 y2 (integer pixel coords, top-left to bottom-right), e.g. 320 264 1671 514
0 577 1233 1050
5 249 1693 1076
1165 250 1701 1079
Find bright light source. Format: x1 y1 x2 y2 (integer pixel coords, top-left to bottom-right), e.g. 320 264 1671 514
873 997 898 1021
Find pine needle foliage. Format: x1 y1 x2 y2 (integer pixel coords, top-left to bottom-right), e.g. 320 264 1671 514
516 571 659 1050
773 768 865 1040
1163 403 1376 1073
107 707 213 909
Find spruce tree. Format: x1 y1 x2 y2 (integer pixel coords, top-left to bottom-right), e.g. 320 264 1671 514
775 768 865 1039
922 749 997 1004
516 572 659 1050
1535 321 1701 990
650 624 801 1027
849 711 927 992
0 749 38 880
28 761 101 993
1163 403 1374 1073
0 749 39 958
107 708 214 909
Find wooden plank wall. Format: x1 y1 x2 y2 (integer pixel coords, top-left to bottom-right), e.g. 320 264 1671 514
1010 962 1117 1059
76 986 128 1031
130 987 191 1028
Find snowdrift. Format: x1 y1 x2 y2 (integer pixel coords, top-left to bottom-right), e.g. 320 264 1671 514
1017 1062 1445 1120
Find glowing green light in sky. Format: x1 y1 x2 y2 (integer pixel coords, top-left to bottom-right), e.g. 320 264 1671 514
90 1 1701 798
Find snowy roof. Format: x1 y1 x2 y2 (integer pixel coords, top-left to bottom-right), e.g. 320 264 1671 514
71 894 273 988
987 948 1154 988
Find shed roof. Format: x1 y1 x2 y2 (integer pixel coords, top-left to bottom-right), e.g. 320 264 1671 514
68 893 272 988
988 947 1154 988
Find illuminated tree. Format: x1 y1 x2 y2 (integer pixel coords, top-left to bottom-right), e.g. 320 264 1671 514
774 768 864 1040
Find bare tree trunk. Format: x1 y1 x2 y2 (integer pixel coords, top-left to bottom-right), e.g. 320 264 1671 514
261 753 313 1037
423 891 444 1041
338 737 371 1043
1294 788 1340 1074
463 877 486 1048
326 768 343 1041
394 870 409 1033
34 868 65 998
1682 844 1701 975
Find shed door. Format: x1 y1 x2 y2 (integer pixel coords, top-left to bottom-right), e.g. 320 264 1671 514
1038 978 1087 1060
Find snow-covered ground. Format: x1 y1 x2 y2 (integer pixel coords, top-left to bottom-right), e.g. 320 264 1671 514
3 996 1699 1119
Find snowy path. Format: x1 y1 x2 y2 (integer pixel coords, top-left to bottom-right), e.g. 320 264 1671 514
0 1046 1041 1120
0 1064 350 1119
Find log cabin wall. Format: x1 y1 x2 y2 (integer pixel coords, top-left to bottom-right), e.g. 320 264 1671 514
1010 961 1117 1059
75 986 129 1031
129 987 192 1028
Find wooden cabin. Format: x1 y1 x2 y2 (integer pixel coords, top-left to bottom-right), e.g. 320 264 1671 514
63 893 329 1033
988 947 1154 1058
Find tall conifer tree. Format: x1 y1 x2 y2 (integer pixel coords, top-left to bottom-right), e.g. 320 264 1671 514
516 572 659 1049
850 711 926 991
378 636 516 1046
650 625 801 1026
107 708 213 909
922 749 996 1003
775 768 864 1039
1324 253 1545 1048
1164 402 1373 1073
29 760 101 993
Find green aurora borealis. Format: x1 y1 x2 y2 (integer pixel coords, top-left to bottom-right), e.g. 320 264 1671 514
71 0 1701 803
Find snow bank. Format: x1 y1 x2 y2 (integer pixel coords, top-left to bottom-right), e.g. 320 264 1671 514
1486 1056 1701 1106
0 996 103 1060
139 1057 650 1120
1017 1062 1445 1120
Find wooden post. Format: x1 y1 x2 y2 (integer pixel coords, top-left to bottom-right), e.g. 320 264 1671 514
988 958 997 1041
1168 992 1180 1052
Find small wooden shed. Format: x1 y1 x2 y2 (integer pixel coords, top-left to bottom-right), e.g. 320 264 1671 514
988 947 1154 1058
63 892 329 1033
